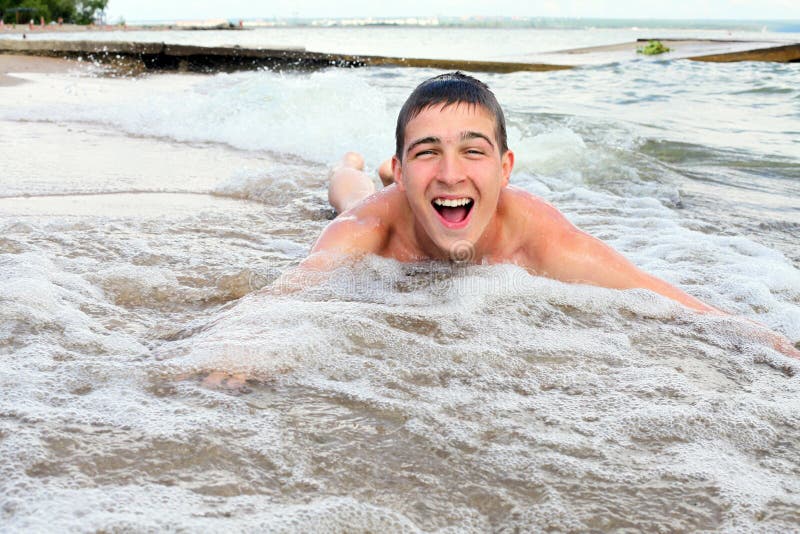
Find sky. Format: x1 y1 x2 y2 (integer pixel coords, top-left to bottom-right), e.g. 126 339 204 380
104 0 800 23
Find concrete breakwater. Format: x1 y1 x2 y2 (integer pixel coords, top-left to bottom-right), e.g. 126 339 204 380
0 38 798 74
545 38 800 66
0 39 573 74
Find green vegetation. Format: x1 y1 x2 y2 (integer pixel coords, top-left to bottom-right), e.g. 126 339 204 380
637 40 671 55
1 0 107 24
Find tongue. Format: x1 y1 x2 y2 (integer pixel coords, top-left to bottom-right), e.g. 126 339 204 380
440 205 468 223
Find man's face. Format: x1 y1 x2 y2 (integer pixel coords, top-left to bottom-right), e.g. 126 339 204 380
392 103 514 258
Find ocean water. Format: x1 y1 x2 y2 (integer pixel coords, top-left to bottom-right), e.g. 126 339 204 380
1 26 800 531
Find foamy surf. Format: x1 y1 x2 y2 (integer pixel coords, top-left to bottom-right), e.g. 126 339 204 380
146 262 800 531
0 69 395 165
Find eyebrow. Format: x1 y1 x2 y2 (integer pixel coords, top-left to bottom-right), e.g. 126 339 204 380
406 136 440 154
461 131 495 148
406 131 495 154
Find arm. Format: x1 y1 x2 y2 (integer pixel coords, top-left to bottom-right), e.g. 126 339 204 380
540 226 718 313
271 213 386 293
536 216 799 359
308 212 384 262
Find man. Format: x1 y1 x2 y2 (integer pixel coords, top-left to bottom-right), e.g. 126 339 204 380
283 71 800 361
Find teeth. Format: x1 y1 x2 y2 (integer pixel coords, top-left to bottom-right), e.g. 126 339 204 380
433 198 472 207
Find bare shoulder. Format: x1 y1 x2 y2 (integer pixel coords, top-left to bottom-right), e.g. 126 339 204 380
310 186 403 257
503 187 637 283
500 186 581 253
502 186 574 227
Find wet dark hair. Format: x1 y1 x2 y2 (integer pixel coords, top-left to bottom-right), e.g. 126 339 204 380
395 72 508 160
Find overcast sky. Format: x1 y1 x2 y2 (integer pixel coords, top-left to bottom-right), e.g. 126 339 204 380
105 0 800 23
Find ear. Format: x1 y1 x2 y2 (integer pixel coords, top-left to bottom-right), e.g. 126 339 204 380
500 149 514 187
391 155 405 192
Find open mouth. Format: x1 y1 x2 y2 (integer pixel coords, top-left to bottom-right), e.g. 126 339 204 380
432 197 474 227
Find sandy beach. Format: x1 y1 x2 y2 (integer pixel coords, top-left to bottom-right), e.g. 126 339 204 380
0 22 172 85
0 53 91 86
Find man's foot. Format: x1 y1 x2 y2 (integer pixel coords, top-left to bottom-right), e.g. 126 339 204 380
340 151 365 171
378 159 394 187
328 152 375 213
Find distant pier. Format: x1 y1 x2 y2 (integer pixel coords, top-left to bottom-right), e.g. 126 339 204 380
0 38 798 75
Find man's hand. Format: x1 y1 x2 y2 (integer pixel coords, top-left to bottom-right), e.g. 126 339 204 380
202 370 250 391
756 328 800 360
171 371 252 394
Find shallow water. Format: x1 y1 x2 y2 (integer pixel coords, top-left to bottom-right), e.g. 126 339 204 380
1 26 800 531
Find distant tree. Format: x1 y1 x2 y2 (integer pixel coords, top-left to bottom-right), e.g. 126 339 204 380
74 0 106 24
1 0 105 23
1 0 81 23
0 0 17 21
25 0 51 21
1 0 50 23
49 0 77 22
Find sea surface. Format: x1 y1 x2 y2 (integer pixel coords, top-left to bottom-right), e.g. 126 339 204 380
1 25 800 532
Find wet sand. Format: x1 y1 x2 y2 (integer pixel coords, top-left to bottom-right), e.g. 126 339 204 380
0 53 90 86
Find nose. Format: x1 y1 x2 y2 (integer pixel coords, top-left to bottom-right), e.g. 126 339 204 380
436 152 465 186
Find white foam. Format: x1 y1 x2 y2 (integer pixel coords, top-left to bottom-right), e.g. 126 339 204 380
3 248 800 532
0 70 395 165
5 489 423 532
0 252 144 355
